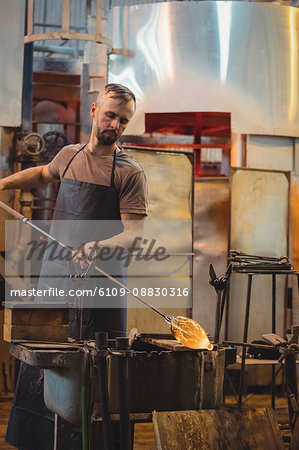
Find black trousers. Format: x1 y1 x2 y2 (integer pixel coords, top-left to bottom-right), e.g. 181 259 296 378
6 363 83 450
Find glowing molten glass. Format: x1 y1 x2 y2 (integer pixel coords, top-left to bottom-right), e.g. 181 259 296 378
166 316 213 350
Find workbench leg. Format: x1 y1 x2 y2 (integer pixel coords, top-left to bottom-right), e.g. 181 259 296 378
54 414 72 450
271 274 276 410
238 274 253 408
95 332 114 450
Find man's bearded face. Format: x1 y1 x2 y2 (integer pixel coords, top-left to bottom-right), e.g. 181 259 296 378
96 127 118 146
93 95 135 146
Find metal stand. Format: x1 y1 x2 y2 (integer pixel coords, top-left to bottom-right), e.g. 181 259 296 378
235 269 298 409
95 332 115 450
54 414 73 450
285 352 298 428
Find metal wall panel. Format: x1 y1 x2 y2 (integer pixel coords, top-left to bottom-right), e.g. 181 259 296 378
109 2 299 137
0 0 25 127
295 138 299 176
247 135 294 172
229 168 289 342
292 176 299 324
125 149 193 333
292 176 299 272
193 179 229 337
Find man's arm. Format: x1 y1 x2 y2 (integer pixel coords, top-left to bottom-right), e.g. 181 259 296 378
0 165 56 191
76 213 146 262
102 213 145 250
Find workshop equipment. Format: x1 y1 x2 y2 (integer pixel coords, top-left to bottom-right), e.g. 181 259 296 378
227 250 299 409
0 200 212 350
221 333 299 448
9 336 227 427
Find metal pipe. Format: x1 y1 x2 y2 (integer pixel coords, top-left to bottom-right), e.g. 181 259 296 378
34 22 87 31
81 347 91 450
0 200 169 320
223 341 280 350
95 332 114 450
33 44 77 56
116 337 131 450
237 274 253 408
93 265 168 319
22 1 34 132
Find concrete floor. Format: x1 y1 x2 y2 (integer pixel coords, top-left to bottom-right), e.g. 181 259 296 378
0 397 156 450
0 392 293 449
0 397 14 450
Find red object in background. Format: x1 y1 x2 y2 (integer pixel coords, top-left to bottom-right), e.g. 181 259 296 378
195 151 201 178
145 112 231 178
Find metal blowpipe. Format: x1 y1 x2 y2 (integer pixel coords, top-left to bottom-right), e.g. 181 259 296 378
0 200 213 350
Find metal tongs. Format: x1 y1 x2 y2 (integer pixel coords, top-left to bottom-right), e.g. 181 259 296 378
209 263 232 343
229 250 293 271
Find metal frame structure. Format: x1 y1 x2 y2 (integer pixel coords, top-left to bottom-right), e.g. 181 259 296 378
24 0 112 46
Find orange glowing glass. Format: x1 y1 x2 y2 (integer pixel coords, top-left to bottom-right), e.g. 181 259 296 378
166 316 213 350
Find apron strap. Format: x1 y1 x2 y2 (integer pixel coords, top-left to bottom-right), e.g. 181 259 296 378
62 143 87 179
110 148 117 189
62 143 117 188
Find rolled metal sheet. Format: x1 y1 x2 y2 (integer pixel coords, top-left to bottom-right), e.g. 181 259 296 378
109 2 299 137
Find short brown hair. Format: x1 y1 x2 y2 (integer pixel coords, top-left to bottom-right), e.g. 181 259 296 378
97 83 136 107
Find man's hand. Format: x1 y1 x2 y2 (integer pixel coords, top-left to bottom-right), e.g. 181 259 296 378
73 241 100 269
73 213 146 269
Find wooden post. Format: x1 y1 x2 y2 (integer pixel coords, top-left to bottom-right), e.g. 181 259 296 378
62 0 71 34
27 0 34 36
96 0 102 37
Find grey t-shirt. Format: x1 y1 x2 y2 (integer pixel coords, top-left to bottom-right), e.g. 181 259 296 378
48 144 148 216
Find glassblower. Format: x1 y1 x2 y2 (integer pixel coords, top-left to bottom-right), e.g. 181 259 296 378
0 200 213 351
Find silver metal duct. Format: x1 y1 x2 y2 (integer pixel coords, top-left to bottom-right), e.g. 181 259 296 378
0 0 25 127
109 2 299 137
